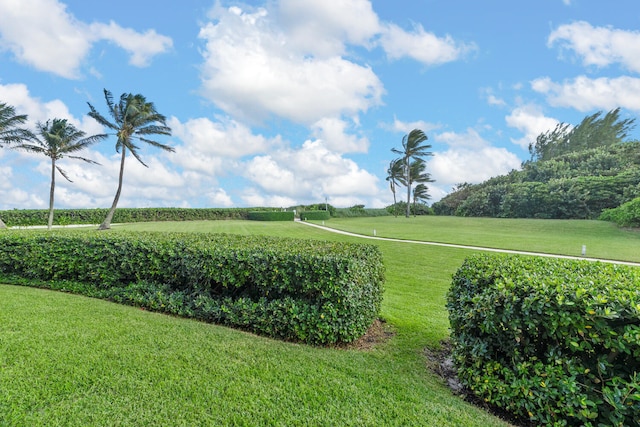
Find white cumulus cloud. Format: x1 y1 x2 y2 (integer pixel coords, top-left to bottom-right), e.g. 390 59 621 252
531 75 640 112
277 0 380 57
0 0 172 78
429 128 522 197
379 22 476 66
505 104 561 149
198 5 384 125
548 21 640 73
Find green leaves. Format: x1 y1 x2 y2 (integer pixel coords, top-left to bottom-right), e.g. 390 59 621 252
448 254 640 426
0 230 384 345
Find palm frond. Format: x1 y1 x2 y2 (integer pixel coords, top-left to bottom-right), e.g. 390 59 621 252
11 143 47 154
56 165 73 182
139 137 175 152
87 103 119 131
0 102 32 145
128 145 149 168
67 155 101 165
135 124 171 136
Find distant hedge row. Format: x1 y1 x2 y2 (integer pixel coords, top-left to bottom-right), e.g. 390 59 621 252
247 211 294 221
300 210 331 221
0 207 286 227
448 254 640 426
0 231 384 345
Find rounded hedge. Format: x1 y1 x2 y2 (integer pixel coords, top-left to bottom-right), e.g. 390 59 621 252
447 254 640 426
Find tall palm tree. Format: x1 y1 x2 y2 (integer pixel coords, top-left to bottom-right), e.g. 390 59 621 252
12 118 105 230
385 158 405 217
391 129 433 218
0 102 33 229
87 89 173 230
412 183 431 216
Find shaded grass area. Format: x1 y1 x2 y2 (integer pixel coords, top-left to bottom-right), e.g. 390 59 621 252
0 218 549 426
310 216 640 263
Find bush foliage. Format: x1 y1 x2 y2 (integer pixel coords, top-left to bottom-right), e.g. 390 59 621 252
0 231 384 345
447 254 640 426
0 207 282 227
433 141 640 219
599 197 640 228
247 211 295 221
300 210 331 221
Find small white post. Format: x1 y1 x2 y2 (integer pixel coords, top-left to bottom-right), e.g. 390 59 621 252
581 245 586 256
373 229 377 236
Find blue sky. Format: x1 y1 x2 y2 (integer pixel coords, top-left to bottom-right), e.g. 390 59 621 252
1 0 639 210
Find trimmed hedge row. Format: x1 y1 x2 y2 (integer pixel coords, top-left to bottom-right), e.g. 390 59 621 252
0 207 280 227
247 211 294 221
447 254 640 426
0 231 384 345
300 210 331 221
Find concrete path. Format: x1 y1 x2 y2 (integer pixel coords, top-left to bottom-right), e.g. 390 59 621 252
296 220 640 267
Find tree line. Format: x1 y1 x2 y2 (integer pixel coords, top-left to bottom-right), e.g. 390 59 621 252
0 90 173 230
433 109 639 219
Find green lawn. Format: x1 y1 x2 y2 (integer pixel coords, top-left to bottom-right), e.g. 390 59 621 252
307 216 640 263
5 217 634 426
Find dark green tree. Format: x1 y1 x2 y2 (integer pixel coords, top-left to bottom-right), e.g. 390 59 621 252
87 89 173 230
11 118 105 229
391 129 433 218
528 108 635 161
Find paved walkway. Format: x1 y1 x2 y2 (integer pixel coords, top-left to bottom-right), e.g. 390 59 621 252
296 220 640 267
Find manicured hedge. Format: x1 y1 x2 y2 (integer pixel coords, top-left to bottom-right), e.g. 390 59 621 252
247 211 294 221
0 231 384 345
447 254 640 426
300 210 331 221
0 207 278 227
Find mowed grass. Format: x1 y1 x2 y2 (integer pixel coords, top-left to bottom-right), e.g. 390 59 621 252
310 216 640 263
5 216 635 426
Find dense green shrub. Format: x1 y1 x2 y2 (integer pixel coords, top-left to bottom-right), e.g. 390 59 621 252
247 211 295 221
290 203 336 217
600 197 640 228
0 207 279 226
432 141 640 219
0 231 384 345
300 210 330 221
447 254 640 426
332 207 391 218
385 201 433 216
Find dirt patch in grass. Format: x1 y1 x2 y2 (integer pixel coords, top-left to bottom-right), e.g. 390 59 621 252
333 318 395 350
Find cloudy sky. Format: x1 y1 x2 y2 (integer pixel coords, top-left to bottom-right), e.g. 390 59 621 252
1 0 639 210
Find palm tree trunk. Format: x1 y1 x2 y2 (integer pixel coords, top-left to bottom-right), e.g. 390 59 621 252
48 159 56 230
405 161 411 218
392 187 397 217
99 147 126 230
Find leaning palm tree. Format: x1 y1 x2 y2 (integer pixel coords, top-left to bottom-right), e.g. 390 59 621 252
12 118 105 230
391 129 433 218
412 183 431 216
0 102 33 229
87 89 173 230
385 158 405 217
